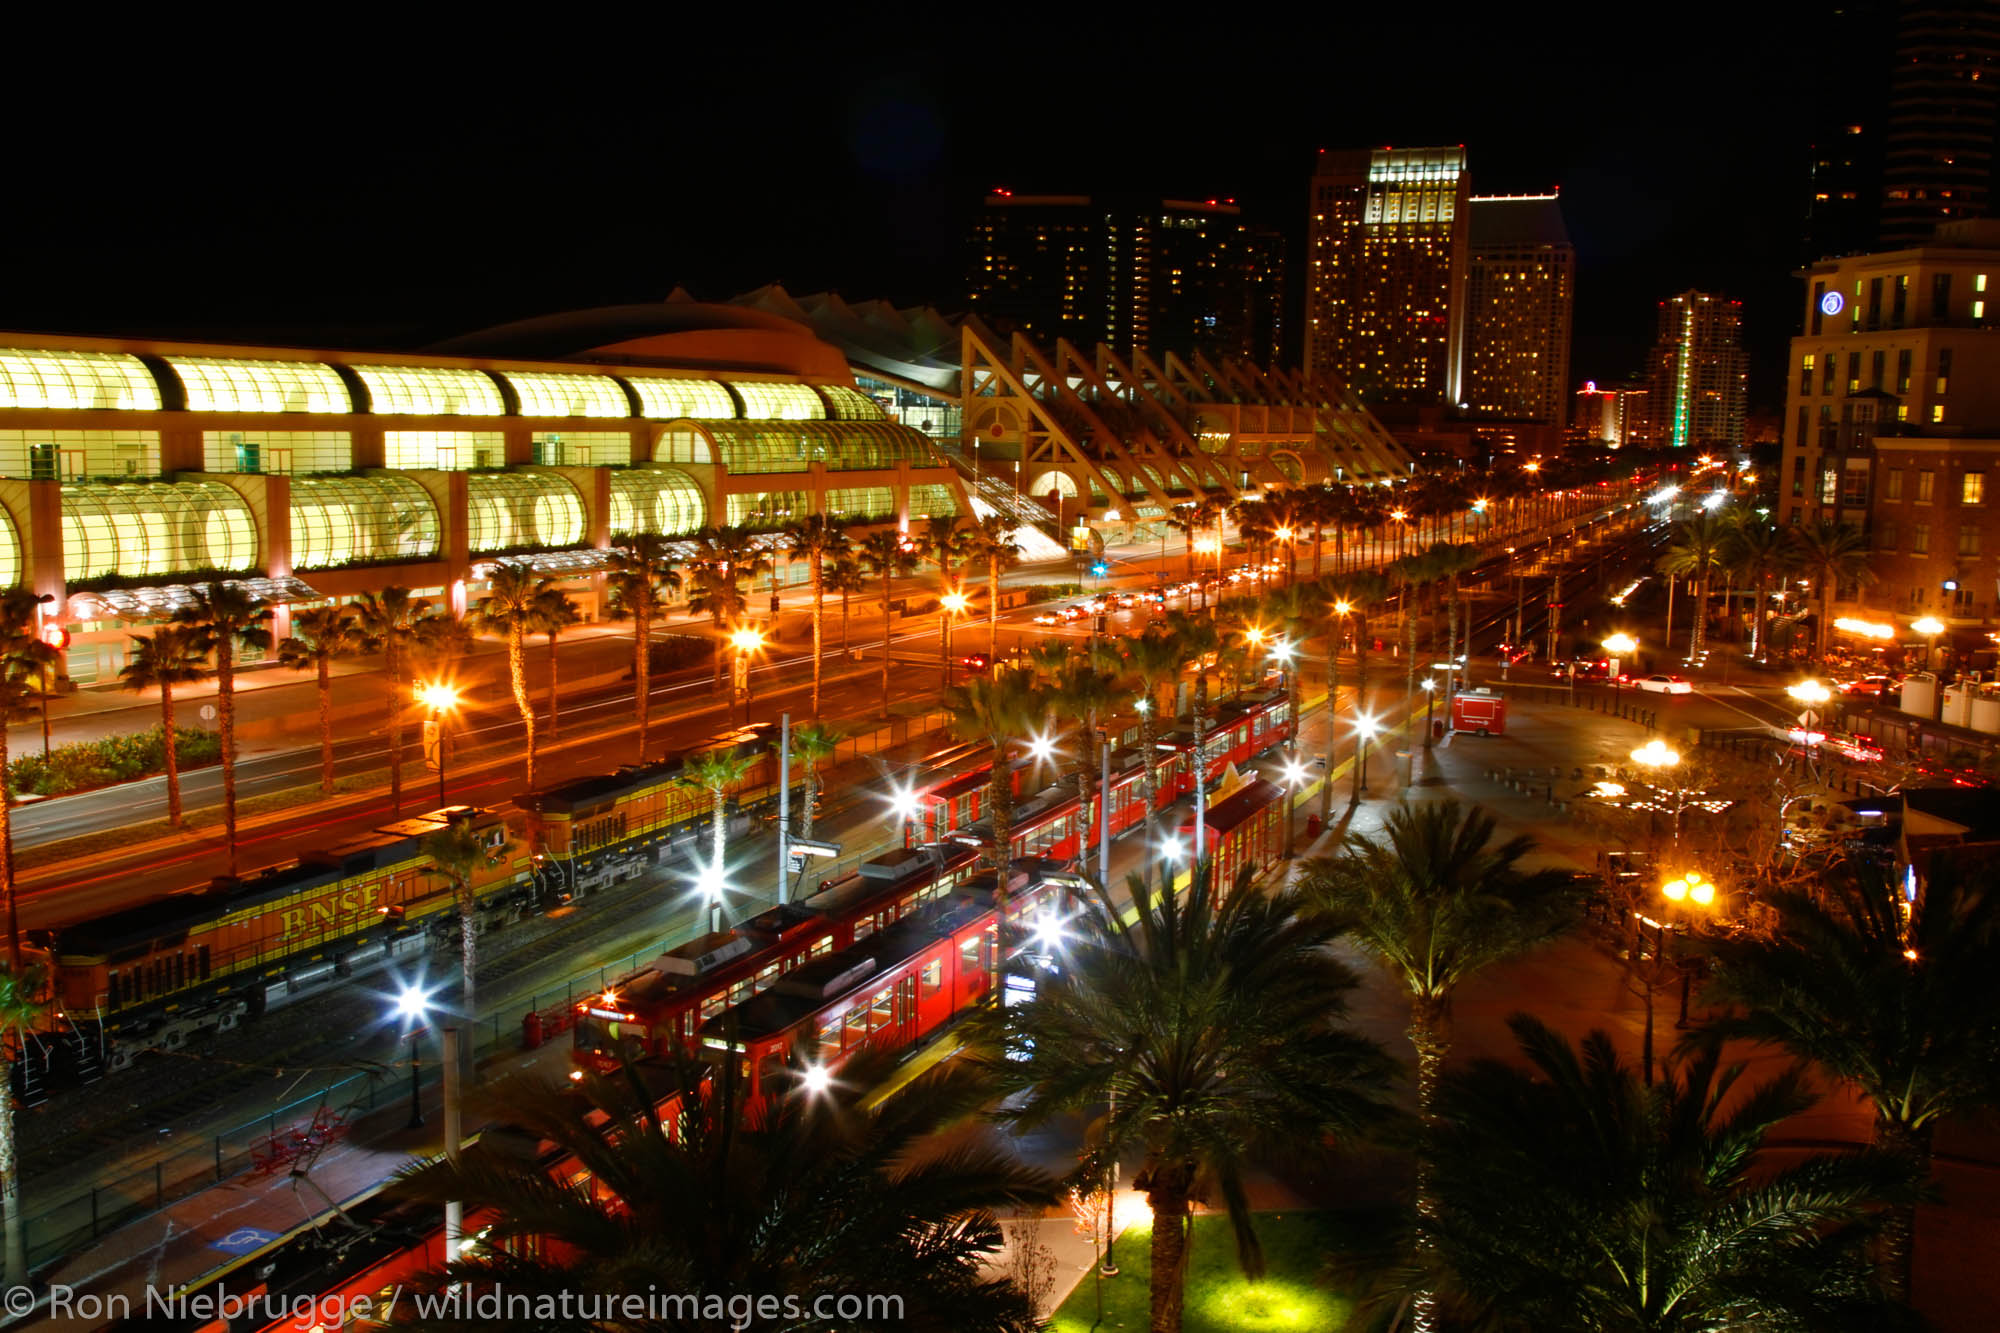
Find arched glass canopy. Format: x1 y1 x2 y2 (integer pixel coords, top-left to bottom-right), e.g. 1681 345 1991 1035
609 468 706 537
62 482 257 579
465 472 584 553
289 475 440 569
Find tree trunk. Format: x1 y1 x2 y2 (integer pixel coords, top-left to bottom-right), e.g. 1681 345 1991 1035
989 560 1001 657
1141 1165 1193 1333
1409 993 1451 1333
1320 624 1341 822
711 786 728 924
802 763 819 840
509 625 536 791
219 641 239 876
0 1044 21 1286
810 559 824 722
1753 573 1770 661
314 655 333 796
387 638 405 812
879 575 892 719
988 744 1015 1003
840 591 851 655
1311 521 1325 578
1690 575 1708 658
457 885 477 1049
546 632 560 740
1875 1115 1930 1303
1 729 12 973
163 682 184 823
635 600 652 761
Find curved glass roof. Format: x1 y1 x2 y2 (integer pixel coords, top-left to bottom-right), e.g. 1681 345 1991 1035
726 491 809 528
0 349 160 411
503 371 630 419
702 421 937 475
289 475 440 570
818 385 884 421
906 483 957 519
167 357 352 414
354 365 505 416
626 377 737 420
609 467 707 538
466 472 584 553
62 481 257 579
732 381 825 420
0 505 21 590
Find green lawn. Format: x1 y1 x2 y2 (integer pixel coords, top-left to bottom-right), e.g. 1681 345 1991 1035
1049 1212 1351 1333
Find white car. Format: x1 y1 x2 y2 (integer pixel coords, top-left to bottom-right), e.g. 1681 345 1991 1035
1636 674 1693 695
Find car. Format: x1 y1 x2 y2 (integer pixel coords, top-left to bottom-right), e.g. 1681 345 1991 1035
1031 610 1062 626
1838 675 1898 701
1083 597 1109 614
1113 592 1139 609
1636 674 1693 695
1057 605 1087 622
1549 658 1608 681
1494 642 1535 665
958 652 992 673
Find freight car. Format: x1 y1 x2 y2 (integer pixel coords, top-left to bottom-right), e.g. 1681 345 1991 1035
34 806 520 1080
518 724 797 899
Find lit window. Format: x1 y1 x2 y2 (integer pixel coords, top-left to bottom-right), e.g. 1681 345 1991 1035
731 382 826 420
1964 472 1985 505
166 357 350 414
609 467 707 537
465 472 585 553
61 481 256 578
0 348 159 411
1933 404 1946 423
354 365 504 416
289 475 441 569
384 431 504 470
502 372 630 419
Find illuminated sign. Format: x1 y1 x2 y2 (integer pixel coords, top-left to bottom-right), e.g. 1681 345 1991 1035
1832 616 1896 641
1819 291 1845 317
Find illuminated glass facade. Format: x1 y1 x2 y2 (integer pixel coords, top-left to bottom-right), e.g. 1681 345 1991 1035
727 491 811 527
821 487 897 520
62 481 257 579
905 483 956 518
0 430 159 480
354 365 505 416
609 468 706 536
818 385 884 420
701 421 935 474
0 349 160 411
731 382 826 420
503 371 630 418
627 377 737 420
289 476 440 569
0 507 21 593
166 357 352 414
654 427 715 464
202 430 352 474
466 472 585 552
384 431 505 470
531 431 632 466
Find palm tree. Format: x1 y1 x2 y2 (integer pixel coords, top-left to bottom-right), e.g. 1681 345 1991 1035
1163 610 1222 853
421 819 498 1075
1656 512 1729 659
1722 513 1792 662
676 748 754 930
1049 659 1117 872
603 534 681 761
1316 572 1386 822
943 668 1049 1005
1392 548 1435 747
787 722 839 843
1345 1014 1919 1333
529 580 580 741
395 1057 1053 1333
823 548 867 657
918 512 975 596
1693 859 2000 1302
275 605 360 797
784 515 849 721
968 513 1021 657
857 528 918 719
0 961 45 1285
981 864 1396 1333
173 582 273 875
0 593 52 968
1115 629 1191 873
353 587 435 811
1301 799 1578 1333
121 625 212 822
468 565 544 790
1788 518 1879 663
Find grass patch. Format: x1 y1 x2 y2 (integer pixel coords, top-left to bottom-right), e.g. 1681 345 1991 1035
1049 1211 1349 1333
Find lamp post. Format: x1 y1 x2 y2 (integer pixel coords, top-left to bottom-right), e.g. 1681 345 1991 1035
1912 616 1945 674
393 984 431 1130
1350 713 1378 806
1661 870 1717 1027
940 590 969 684
1390 509 1409 561
1786 677 1831 748
730 626 764 726
1421 676 1437 747
1604 632 1638 712
1630 738 1683 848
416 683 461 810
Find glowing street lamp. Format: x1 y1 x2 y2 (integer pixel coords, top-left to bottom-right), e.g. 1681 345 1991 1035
1630 738 1684 846
1912 615 1946 673
416 682 461 810
392 983 433 1130
1350 712 1379 805
1603 632 1638 706
940 589 970 683
1661 870 1718 1025
1420 676 1437 747
730 626 764 724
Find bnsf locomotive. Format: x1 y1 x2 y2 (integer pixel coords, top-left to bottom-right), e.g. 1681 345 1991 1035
27 725 795 1088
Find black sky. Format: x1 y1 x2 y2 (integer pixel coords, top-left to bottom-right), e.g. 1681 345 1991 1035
1 10 1880 412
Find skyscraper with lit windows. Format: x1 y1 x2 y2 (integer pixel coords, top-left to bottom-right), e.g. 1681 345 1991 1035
1644 292 1747 451
1463 194 1573 424
965 194 1284 362
1305 146 1470 405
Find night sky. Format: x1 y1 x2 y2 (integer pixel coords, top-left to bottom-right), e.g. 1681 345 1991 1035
4 11 1883 412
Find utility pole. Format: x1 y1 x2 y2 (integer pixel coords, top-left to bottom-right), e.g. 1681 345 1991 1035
1547 567 1563 664
777 712 790 904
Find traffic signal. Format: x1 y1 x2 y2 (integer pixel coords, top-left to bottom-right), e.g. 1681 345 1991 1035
1090 561 1110 577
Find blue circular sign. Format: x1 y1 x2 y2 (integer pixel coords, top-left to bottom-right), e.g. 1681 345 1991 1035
1820 290 1845 316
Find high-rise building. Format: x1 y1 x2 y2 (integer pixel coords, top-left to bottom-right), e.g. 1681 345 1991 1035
1571 380 1656 449
1645 292 1748 451
1879 3 2000 247
965 193 1285 363
1463 194 1574 424
1305 146 1470 405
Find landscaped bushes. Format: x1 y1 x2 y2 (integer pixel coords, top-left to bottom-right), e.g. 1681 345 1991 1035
8 727 221 799
1019 582 1085 604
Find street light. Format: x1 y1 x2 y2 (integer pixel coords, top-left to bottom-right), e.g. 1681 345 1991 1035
416 682 461 810
1350 712 1379 805
1912 616 1946 674
1661 870 1718 1026
940 590 970 683
730 626 764 725
393 983 432 1130
1603 632 1638 710
1630 738 1684 847
1421 677 1437 747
